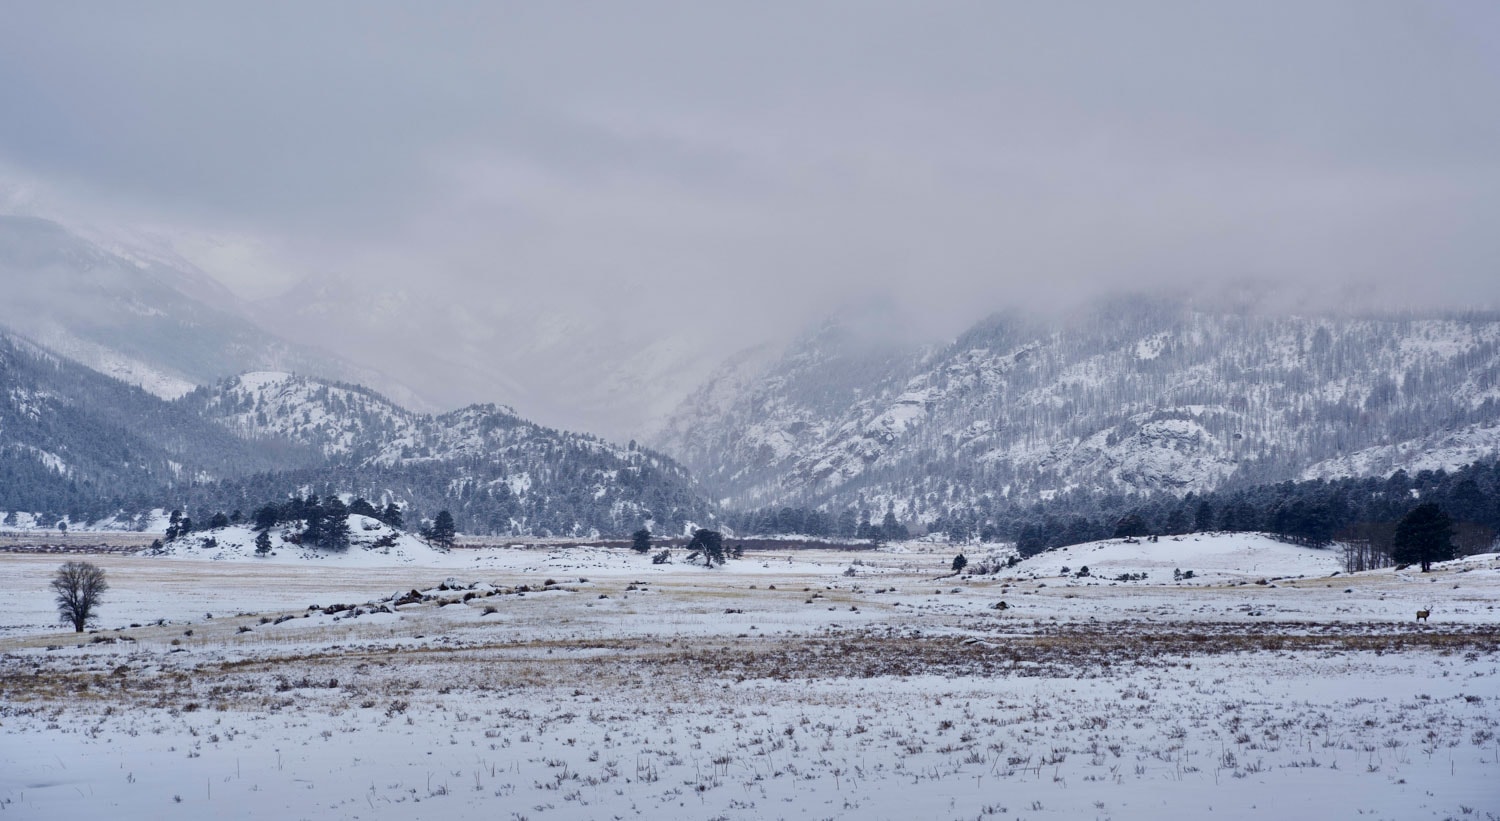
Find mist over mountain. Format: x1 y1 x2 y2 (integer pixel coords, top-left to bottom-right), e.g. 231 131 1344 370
0 215 428 409
248 273 721 442
655 297 1500 529
0 212 736 442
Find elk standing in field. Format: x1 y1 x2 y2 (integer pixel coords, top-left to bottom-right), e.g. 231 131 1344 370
1415 606 1432 623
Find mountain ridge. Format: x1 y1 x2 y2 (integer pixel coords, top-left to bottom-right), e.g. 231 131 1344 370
655 298 1500 528
0 334 716 537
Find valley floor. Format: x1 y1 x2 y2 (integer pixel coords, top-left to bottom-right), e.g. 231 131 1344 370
1 538 1497 820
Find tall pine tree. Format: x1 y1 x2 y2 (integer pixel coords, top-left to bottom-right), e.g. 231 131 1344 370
1392 503 1455 572
428 510 457 549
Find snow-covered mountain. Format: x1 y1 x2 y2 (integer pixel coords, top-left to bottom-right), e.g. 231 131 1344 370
0 333 323 523
177 371 715 537
0 332 716 537
656 298 1500 523
0 215 425 409
185 372 422 459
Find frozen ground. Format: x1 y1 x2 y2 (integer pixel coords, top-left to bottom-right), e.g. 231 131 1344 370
1 535 1497 820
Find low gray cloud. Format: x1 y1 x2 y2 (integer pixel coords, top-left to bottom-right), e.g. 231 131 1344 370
3 2 1499 435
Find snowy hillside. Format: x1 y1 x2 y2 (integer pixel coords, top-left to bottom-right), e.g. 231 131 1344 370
144 516 445 564
177 372 716 538
0 336 716 537
0 334 323 520
1301 420 1500 481
657 299 1500 524
185 371 422 458
1004 532 1343 584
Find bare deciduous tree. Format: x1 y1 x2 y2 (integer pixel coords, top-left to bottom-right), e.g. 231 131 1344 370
52 561 108 632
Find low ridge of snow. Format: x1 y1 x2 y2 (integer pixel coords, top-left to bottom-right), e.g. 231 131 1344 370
1010 532 1342 583
143 516 445 566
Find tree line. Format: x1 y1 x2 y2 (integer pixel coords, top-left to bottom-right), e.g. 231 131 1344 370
728 459 1500 566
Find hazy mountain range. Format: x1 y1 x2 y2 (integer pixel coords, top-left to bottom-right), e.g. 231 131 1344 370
4 214 1500 537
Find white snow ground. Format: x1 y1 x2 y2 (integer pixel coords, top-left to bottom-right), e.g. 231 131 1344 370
1 535 1497 820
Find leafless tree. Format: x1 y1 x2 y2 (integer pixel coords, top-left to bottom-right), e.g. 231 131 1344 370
52 561 108 632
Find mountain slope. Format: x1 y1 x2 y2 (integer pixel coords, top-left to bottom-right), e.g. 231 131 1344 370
0 215 422 408
0 333 321 521
0 335 717 537
656 299 1500 526
177 372 716 537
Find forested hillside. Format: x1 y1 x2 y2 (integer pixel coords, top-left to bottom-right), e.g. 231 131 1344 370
0 334 319 521
0 352 715 537
171 374 714 537
660 298 1500 533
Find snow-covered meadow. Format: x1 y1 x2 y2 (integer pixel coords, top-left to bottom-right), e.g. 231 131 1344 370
2 534 1497 820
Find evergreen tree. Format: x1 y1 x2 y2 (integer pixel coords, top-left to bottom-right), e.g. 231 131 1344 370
836 508 859 538
1163 505 1190 536
686 528 725 566
428 510 457 549
1113 512 1148 538
254 530 272 556
252 504 279 532
301 500 326 547
381 502 405 529
1392 503 1456 572
952 553 968 574
881 507 908 542
631 527 652 553
321 498 351 550
1193 500 1215 533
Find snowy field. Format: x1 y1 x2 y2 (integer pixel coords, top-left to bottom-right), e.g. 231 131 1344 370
1 534 1497 820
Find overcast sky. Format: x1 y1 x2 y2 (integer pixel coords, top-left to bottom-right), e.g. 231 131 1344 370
3 2 1499 432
